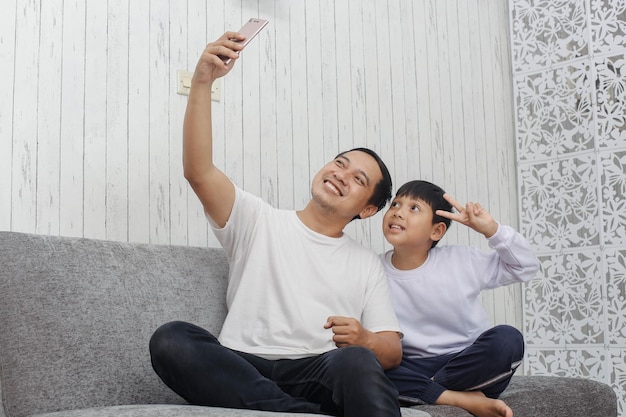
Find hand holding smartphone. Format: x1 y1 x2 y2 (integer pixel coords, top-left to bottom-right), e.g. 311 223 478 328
222 18 269 65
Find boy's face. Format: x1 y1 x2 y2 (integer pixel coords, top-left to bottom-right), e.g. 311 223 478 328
382 194 441 249
310 151 382 220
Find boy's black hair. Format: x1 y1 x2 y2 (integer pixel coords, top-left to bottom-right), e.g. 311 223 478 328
395 180 453 247
336 148 393 217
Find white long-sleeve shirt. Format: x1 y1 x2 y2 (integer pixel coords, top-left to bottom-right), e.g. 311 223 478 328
380 224 538 358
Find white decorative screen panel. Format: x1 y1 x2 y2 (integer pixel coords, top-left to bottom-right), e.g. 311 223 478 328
511 0 588 73
596 54 626 149
602 151 626 245
607 249 626 344
511 0 626 414
515 62 595 160
519 155 600 251
526 347 610 379
525 251 605 345
591 0 626 55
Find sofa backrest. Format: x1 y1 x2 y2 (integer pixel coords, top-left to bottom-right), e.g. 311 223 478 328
0 232 230 417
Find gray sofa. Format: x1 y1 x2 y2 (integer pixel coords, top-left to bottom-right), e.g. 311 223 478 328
0 231 617 417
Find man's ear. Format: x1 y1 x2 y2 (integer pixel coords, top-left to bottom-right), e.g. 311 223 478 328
357 205 378 220
431 222 447 241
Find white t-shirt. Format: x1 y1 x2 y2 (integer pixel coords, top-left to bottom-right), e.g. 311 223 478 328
210 187 400 360
381 224 538 359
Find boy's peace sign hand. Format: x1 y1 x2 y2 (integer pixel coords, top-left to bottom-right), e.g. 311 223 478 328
435 194 499 238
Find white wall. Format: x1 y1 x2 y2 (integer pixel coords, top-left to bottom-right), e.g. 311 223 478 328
509 0 626 414
0 0 519 325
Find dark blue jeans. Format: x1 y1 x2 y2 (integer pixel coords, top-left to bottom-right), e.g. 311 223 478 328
385 325 524 405
149 321 401 417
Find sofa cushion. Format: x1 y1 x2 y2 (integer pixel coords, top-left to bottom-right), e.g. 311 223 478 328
30 404 432 417
499 375 617 417
0 232 229 417
411 375 617 417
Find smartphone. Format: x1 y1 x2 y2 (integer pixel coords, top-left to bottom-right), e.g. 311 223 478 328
222 18 269 64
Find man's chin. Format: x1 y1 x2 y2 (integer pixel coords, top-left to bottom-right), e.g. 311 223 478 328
311 192 338 214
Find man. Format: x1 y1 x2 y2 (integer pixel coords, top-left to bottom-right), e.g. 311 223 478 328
149 30 402 417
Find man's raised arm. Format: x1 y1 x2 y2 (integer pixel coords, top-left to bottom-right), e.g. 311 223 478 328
183 33 244 228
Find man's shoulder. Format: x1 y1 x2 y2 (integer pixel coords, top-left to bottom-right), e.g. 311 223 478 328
342 234 380 255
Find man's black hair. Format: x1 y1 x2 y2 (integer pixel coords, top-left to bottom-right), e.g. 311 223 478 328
395 180 453 247
336 148 393 219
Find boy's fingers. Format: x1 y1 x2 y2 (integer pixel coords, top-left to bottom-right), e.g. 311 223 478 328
466 202 483 218
436 209 463 224
443 193 463 213
436 209 455 219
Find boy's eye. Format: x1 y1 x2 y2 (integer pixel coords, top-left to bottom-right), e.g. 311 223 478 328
411 205 420 212
391 202 399 208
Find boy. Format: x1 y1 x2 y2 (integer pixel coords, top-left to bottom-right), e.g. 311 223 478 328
381 180 539 417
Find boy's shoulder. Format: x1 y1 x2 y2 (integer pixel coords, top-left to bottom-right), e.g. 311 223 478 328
429 243 484 262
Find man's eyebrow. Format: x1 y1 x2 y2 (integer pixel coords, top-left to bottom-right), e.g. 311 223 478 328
338 155 371 187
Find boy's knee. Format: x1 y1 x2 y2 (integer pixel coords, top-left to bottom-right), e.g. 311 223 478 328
489 325 524 359
493 325 523 344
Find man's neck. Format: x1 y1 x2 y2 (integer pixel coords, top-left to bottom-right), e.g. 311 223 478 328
296 203 347 238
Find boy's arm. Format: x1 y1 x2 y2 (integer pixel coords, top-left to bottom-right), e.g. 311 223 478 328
324 317 402 369
183 32 245 228
437 193 539 283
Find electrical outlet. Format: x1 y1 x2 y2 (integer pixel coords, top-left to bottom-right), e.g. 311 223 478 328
177 69 221 102
177 70 192 96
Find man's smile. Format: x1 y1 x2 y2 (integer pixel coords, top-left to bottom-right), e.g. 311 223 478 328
324 179 344 196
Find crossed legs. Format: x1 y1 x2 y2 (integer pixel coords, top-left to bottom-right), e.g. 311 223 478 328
386 325 524 417
149 321 400 417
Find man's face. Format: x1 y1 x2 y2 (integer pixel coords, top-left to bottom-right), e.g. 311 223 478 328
310 151 382 219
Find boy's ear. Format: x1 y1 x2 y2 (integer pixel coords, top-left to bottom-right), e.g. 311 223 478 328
357 204 378 220
431 222 447 242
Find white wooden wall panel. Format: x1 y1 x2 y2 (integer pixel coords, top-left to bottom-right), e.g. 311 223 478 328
36 0 62 236
0 1 16 230
274 4 292 213
149 0 171 244
83 0 107 240
241 10 262 199
259 1 278 209
12 0 39 234
0 0 520 327
305 1 325 210
106 0 130 243
289 2 309 213
58 0 85 237
127 1 151 244
169 1 188 246
0 1 15 232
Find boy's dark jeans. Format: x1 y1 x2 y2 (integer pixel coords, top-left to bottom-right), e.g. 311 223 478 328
149 321 401 417
386 324 524 405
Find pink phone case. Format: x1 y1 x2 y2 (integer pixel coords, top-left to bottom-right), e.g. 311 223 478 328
223 18 269 64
